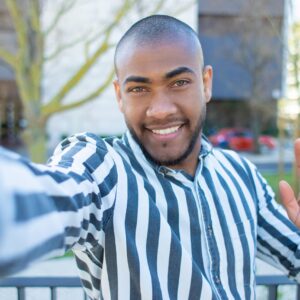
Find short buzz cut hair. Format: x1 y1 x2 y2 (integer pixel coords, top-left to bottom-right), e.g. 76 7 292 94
114 14 203 72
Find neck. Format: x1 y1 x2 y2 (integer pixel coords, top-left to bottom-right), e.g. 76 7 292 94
165 139 202 177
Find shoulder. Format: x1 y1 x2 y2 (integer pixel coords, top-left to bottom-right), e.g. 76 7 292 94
209 147 258 175
52 132 123 156
48 132 123 168
58 132 108 151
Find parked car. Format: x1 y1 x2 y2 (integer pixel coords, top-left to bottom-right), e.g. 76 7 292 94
208 128 276 152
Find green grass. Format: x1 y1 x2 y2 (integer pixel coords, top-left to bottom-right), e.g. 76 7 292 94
53 250 74 259
262 171 294 201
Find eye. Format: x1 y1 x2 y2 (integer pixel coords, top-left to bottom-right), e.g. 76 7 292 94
127 86 148 93
172 79 190 87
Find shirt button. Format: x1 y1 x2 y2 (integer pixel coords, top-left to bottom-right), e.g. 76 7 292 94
207 227 213 236
215 276 221 284
159 167 169 175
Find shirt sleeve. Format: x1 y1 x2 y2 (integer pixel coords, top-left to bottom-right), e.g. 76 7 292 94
0 132 118 277
252 164 300 281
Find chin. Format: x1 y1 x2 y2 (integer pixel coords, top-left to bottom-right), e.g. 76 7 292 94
147 150 187 166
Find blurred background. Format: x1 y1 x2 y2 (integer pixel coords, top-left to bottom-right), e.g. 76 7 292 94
1 0 300 216
0 0 198 162
1 0 298 188
0 0 299 161
1 1 300 299
0 1 300 298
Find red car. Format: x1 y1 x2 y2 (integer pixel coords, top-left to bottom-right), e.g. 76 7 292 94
208 128 276 152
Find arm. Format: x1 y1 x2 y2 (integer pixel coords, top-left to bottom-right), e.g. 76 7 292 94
0 133 117 277
280 139 300 226
250 144 300 280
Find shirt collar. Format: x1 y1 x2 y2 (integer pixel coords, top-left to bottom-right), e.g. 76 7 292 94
123 130 213 177
199 135 213 159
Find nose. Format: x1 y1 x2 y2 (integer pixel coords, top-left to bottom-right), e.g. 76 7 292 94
146 92 177 119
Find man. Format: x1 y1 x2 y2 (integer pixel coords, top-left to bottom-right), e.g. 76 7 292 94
0 14 300 300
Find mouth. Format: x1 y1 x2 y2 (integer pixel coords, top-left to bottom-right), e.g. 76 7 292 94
151 125 181 135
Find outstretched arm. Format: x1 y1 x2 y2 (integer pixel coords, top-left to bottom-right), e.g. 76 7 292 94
0 133 117 277
280 139 300 227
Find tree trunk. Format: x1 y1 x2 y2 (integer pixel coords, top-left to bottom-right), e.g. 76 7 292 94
22 120 48 163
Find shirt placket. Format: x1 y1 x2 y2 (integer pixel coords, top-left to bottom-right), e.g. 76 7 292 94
194 160 224 300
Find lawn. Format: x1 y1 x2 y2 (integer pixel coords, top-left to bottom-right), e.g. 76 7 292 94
262 171 295 201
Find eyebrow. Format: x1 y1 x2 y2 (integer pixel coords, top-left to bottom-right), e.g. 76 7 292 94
123 76 151 86
123 66 195 86
165 66 195 79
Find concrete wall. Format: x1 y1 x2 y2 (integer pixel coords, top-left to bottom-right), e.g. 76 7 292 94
198 0 286 100
198 0 284 17
198 0 287 132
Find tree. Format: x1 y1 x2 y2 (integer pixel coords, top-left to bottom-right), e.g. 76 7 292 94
229 1 284 153
288 22 300 104
0 0 195 162
280 19 300 192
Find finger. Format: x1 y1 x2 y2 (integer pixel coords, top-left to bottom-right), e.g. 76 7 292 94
279 180 300 225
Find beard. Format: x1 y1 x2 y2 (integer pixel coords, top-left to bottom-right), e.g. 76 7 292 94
126 108 206 167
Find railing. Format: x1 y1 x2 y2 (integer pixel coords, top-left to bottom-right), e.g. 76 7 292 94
0 276 87 300
256 275 300 300
0 275 299 300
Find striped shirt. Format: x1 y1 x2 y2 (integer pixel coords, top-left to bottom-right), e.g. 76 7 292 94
0 131 300 300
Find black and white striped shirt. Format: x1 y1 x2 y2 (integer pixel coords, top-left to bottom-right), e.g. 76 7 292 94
0 131 300 300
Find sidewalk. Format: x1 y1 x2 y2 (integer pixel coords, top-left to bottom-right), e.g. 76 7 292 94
235 142 294 174
242 145 294 165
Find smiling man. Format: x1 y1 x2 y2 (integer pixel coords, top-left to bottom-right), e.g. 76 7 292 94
1 15 300 300
113 20 212 175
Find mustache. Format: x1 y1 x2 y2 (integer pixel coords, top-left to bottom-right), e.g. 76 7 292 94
143 117 188 127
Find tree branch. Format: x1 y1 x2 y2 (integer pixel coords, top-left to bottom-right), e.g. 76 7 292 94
28 0 44 102
45 37 111 107
45 0 134 107
0 47 17 68
83 0 137 56
44 33 89 61
42 68 115 116
29 0 40 31
44 0 77 36
5 0 27 51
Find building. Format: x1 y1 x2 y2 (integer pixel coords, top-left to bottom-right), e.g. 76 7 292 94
198 0 288 134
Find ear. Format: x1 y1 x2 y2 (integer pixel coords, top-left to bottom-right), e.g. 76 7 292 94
203 65 213 103
113 79 124 113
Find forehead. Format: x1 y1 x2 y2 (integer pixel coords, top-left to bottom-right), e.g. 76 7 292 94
116 37 203 80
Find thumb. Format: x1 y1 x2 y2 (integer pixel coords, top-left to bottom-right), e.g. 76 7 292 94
279 180 300 225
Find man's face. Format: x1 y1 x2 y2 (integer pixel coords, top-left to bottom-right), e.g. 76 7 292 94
114 38 212 173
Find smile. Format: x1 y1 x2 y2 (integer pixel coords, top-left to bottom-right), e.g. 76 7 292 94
151 126 181 135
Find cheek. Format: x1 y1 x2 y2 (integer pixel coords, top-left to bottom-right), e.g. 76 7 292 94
181 92 203 114
122 101 146 125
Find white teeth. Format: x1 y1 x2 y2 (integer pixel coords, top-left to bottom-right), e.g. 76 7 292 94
152 126 180 135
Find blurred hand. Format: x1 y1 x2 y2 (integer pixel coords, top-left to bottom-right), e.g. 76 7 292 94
280 139 300 228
